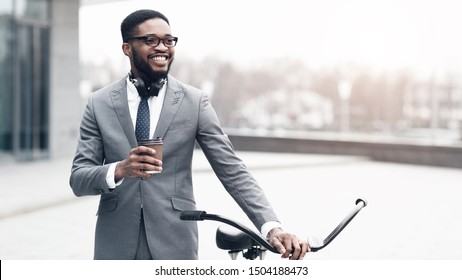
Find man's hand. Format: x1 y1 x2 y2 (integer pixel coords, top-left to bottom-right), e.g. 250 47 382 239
115 146 163 181
268 228 310 260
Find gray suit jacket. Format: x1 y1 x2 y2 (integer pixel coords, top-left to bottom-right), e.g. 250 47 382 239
69 75 278 260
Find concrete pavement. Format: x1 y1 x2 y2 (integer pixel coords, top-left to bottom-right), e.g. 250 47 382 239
0 151 461 259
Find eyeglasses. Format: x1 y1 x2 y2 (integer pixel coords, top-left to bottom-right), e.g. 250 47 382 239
126 34 178 48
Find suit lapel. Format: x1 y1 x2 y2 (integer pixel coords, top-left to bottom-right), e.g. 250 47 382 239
154 76 185 139
110 77 138 148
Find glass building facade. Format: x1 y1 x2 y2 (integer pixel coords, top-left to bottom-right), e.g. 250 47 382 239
0 0 51 161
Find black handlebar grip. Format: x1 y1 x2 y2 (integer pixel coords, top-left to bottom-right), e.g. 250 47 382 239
180 210 207 221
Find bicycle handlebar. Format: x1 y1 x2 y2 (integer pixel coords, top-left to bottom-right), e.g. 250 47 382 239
311 198 367 251
180 198 367 253
180 210 279 253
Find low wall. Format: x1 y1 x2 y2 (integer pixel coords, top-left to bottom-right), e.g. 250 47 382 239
228 134 462 169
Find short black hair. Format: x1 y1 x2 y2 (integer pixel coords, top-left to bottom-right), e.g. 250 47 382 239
121 9 170 42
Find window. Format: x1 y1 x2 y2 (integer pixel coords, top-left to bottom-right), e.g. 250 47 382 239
0 0 50 161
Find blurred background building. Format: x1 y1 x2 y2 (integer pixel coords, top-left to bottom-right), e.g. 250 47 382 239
0 0 80 162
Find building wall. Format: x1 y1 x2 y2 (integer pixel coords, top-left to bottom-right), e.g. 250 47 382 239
49 0 81 158
0 0 81 162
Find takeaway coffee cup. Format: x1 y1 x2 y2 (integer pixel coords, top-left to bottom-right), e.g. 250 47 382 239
137 137 163 174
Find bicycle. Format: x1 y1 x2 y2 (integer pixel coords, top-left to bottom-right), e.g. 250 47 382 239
180 198 367 260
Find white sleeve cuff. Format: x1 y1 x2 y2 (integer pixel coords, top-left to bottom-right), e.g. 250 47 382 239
106 162 124 189
261 221 283 239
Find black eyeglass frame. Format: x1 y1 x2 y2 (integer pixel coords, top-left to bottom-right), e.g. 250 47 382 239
126 34 178 48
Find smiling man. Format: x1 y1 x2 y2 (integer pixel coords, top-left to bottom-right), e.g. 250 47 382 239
70 9 308 260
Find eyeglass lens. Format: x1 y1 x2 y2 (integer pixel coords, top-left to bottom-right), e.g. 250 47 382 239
145 35 176 47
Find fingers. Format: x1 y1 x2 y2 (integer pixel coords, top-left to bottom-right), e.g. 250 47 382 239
119 147 163 178
132 167 153 179
300 240 310 259
289 239 301 260
137 157 163 174
135 146 157 156
270 237 287 256
269 231 310 260
268 228 287 255
270 234 296 259
290 240 309 260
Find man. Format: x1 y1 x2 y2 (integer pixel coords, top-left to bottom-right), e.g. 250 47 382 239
70 9 309 260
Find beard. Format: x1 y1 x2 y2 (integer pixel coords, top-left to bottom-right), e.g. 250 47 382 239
132 47 173 83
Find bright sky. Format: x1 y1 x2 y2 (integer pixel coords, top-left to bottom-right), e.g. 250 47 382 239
80 0 462 75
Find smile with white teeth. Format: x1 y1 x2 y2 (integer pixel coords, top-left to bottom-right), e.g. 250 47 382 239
152 56 167 61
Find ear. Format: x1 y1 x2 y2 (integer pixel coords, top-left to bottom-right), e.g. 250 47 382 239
122 43 132 57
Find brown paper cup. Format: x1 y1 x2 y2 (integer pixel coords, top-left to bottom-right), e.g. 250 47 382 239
137 138 163 174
